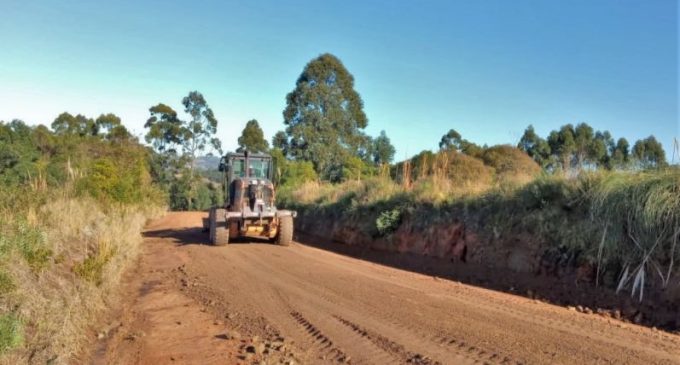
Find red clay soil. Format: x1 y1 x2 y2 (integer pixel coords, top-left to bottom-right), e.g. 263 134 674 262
93 212 680 365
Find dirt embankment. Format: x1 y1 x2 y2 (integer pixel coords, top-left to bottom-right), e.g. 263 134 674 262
295 210 680 331
94 212 680 365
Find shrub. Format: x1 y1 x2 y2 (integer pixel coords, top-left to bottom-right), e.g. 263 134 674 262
481 145 541 184
281 160 318 187
376 208 402 237
73 246 116 286
0 220 51 272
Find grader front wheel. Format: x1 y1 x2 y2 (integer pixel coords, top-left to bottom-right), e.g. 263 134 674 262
210 208 230 246
275 216 293 246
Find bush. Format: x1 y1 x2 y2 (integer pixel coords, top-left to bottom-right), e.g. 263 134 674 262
0 220 51 272
376 208 402 237
281 161 318 187
73 246 115 286
481 145 541 184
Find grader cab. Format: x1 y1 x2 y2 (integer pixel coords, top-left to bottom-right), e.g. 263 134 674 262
206 151 295 246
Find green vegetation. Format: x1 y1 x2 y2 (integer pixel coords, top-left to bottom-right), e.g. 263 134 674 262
237 119 269 153
144 91 223 210
272 54 677 303
0 51 675 362
275 53 395 182
0 114 163 363
518 123 667 171
376 208 402 237
0 314 23 354
281 169 680 300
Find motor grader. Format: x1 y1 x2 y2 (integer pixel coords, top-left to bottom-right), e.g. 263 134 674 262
206 151 296 246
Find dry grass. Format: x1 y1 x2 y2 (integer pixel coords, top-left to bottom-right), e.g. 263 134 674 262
0 198 164 364
281 165 680 300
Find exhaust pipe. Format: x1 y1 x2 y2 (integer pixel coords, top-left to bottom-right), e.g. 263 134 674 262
244 150 250 178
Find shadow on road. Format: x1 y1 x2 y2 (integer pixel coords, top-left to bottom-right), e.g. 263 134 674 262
293 231 678 331
143 227 274 246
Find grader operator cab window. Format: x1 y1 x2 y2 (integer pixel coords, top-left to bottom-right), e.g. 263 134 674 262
232 159 245 178
247 159 271 179
226 155 272 181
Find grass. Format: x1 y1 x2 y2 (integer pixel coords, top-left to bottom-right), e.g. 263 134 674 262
0 314 23 354
0 196 164 364
280 168 680 300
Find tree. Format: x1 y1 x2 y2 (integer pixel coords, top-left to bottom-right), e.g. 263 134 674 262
610 137 630 168
439 129 483 158
181 91 221 173
547 124 577 171
51 112 96 136
518 125 551 167
573 122 594 167
591 130 614 168
144 91 222 209
95 113 121 134
272 131 289 155
372 130 395 165
107 125 132 142
283 53 369 180
633 136 667 168
237 119 269 153
439 129 462 150
95 113 131 142
144 103 183 153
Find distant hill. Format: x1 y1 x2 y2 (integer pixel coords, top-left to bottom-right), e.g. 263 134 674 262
195 155 220 171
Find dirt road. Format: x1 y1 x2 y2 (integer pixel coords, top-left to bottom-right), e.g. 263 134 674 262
97 212 680 365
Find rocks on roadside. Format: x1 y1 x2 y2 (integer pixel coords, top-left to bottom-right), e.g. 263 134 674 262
221 329 241 340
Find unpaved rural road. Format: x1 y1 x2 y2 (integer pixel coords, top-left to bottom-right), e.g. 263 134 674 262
96 212 680 365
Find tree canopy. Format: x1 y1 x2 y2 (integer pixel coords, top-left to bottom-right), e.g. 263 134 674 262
372 130 395 165
633 136 667 168
517 125 551 167
519 122 667 171
145 91 221 159
143 91 222 208
438 129 483 157
282 53 369 181
51 112 97 137
237 119 269 153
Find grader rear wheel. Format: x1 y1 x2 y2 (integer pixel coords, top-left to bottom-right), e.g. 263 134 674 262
275 215 293 246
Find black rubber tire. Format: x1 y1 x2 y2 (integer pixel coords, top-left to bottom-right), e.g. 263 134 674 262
208 208 215 243
275 215 293 246
211 208 229 246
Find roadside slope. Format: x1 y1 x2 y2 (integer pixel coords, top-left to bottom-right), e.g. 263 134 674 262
99 212 680 365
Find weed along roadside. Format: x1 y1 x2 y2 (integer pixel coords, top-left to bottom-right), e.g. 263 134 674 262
282 169 680 332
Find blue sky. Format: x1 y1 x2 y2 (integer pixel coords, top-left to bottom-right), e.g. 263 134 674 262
1 0 678 160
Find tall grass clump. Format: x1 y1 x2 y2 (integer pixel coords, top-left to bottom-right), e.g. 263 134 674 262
588 170 680 300
0 196 164 365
